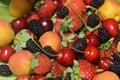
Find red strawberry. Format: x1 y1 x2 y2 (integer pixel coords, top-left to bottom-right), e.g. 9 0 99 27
78 59 97 80
16 74 31 80
34 54 52 75
37 0 57 18
27 12 40 22
31 74 48 80
50 60 67 76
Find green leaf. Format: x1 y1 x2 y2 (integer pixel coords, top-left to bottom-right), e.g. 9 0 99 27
99 38 114 50
0 0 16 22
78 31 85 38
12 29 31 51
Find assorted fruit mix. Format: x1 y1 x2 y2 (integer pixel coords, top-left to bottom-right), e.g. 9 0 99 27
0 0 120 80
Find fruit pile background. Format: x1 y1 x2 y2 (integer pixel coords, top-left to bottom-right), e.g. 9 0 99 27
0 0 120 80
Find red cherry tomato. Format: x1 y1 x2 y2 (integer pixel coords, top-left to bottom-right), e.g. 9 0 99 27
0 45 15 62
102 18 119 37
56 48 76 66
84 45 100 63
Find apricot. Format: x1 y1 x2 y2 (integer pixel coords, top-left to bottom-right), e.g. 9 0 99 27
8 50 33 75
39 31 61 52
93 71 119 80
0 19 15 47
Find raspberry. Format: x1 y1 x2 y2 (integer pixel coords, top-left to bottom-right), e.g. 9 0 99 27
98 27 111 43
72 38 87 52
90 0 105 8
26 38 42 53
0 64 12 76
87 14 100 28
56 6 69 18
28 20 45 38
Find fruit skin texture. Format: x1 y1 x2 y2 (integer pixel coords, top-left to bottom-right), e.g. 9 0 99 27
11 17 28 33
0 45 15 62
93 71 120 80
102 18 119 37
98 57 111 70
56 48 76 66
0 19 15 48
86 33 100 47
9 0 33 18
8 50 33 75
16 74 31 80
84 45 100 63
78 60 97 80
98 0 120 22
39 31 61 52
34 54 52 75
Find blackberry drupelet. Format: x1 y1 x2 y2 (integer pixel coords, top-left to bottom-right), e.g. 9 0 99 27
56 6 69 18
26 38 42 53
28 20 45 38
110 59 120 77
43 46 56 59
112 52 120 60
114 30 120 44
90 0 105 8
98 27 111 43
87 14 100 28
0 64 12 76
72 38 87 52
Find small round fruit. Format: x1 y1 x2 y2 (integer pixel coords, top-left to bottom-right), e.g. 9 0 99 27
39 31 61 52
8 50 33 75
86 33 100 47
0 45 15 62
93 71 119 80
39 18 53 32
0 19 15 47
98 57 111 70
56 48 76 66
84 45 100 63
11 17 27 33
102 18 119 37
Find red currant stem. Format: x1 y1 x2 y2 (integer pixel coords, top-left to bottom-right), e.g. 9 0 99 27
32 38 58 57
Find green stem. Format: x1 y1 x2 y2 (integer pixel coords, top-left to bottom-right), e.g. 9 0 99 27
32 38 58 57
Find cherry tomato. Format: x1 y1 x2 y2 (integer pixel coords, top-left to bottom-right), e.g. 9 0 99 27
102 18 119 37
84 45 100 63
0 45 15 62
56 48 76 66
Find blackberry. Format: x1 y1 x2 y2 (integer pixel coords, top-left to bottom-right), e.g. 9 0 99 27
90 0 105 8
43 46 56 59
112 52 120 60
72 38 87 52
26 38 42 53
28 20 45 38
56 6 69 18
110 59 120 77
87 14 100 28
98 27 111 43
114 30 120 44
0 64 12 76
